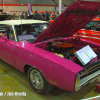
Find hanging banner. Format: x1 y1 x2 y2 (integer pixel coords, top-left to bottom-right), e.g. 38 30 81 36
27 3 32 15
55 3 66 12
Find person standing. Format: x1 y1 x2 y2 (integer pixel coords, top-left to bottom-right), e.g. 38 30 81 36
41 11 46 21
52 11 56 17
56 12 59 17
33 10 42 20
45 11 49 22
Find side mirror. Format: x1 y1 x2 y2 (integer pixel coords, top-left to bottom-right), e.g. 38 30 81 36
1 36 8 41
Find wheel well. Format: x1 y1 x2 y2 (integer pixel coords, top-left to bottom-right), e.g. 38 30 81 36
24 64 48 82
24 64 33 75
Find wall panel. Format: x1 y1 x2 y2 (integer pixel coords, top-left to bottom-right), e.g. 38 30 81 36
1 6 55 15
0 0 72 15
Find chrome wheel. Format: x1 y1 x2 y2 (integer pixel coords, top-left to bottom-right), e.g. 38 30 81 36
30 70 44 89
28 67 54 94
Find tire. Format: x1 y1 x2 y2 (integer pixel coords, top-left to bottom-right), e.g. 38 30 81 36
28 67 54 95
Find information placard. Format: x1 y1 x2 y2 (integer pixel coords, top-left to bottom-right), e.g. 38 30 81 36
74 45 97 65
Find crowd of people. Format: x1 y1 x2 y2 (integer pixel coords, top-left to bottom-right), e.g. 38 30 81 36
23 10 59 22
0 10 59 21
0 10 59 37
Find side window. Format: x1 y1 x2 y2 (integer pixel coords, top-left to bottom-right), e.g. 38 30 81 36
0 25 6 37
9 28 15 41
0 30 5 37
0 24 15 41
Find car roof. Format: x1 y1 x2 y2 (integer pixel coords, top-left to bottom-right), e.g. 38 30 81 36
0 20 48 25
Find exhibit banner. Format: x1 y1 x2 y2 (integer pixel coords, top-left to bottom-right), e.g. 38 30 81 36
55 3 66 12
27 3 32 15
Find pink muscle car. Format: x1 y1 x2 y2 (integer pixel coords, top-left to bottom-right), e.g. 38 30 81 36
0 0 100 95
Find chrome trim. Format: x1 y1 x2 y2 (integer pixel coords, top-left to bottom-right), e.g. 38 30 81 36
12 25 17 42
75 75 80 91
30 69 44 89
75 73 100 91
74 35 100 40
79 70 100 88
77 60 100 77
75 61 100 91
81 96 100 100
78 32 100 36
79 64 100 77
81 65 100 76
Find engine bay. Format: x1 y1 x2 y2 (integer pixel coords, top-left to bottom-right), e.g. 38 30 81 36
47 41 76 60
34 37 100 67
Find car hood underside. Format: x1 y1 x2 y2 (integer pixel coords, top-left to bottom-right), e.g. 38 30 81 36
34 0 100 43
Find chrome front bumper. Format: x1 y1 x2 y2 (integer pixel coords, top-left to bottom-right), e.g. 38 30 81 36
75 60 100 91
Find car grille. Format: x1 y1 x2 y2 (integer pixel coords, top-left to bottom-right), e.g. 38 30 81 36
75 60 100 91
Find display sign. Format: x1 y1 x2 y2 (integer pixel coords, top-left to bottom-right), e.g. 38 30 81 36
74 45 97 65
27 3 32 15
55 3 66 12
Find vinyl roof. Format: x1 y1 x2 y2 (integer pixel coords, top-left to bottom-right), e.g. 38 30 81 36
0 20 48 25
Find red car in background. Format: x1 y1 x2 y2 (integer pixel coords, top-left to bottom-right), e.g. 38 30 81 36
73 17 100 44
49 16 56 24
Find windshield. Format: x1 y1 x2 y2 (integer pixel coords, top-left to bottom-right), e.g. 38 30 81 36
14 23 49 43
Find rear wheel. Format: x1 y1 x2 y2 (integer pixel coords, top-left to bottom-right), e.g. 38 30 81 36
28 67 53 94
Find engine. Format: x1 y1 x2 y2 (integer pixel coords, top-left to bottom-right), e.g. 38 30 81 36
35 39 99 67
47 41 76 60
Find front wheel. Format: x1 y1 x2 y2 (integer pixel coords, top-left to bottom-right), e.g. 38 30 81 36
28 67 53 95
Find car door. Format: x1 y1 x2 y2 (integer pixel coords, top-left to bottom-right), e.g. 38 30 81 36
0 25 16 66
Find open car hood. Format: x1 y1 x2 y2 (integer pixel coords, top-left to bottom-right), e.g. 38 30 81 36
34 0 100 43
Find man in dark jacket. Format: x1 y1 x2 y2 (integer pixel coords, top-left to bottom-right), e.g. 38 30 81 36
45 11 49 22
33 10 42 20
